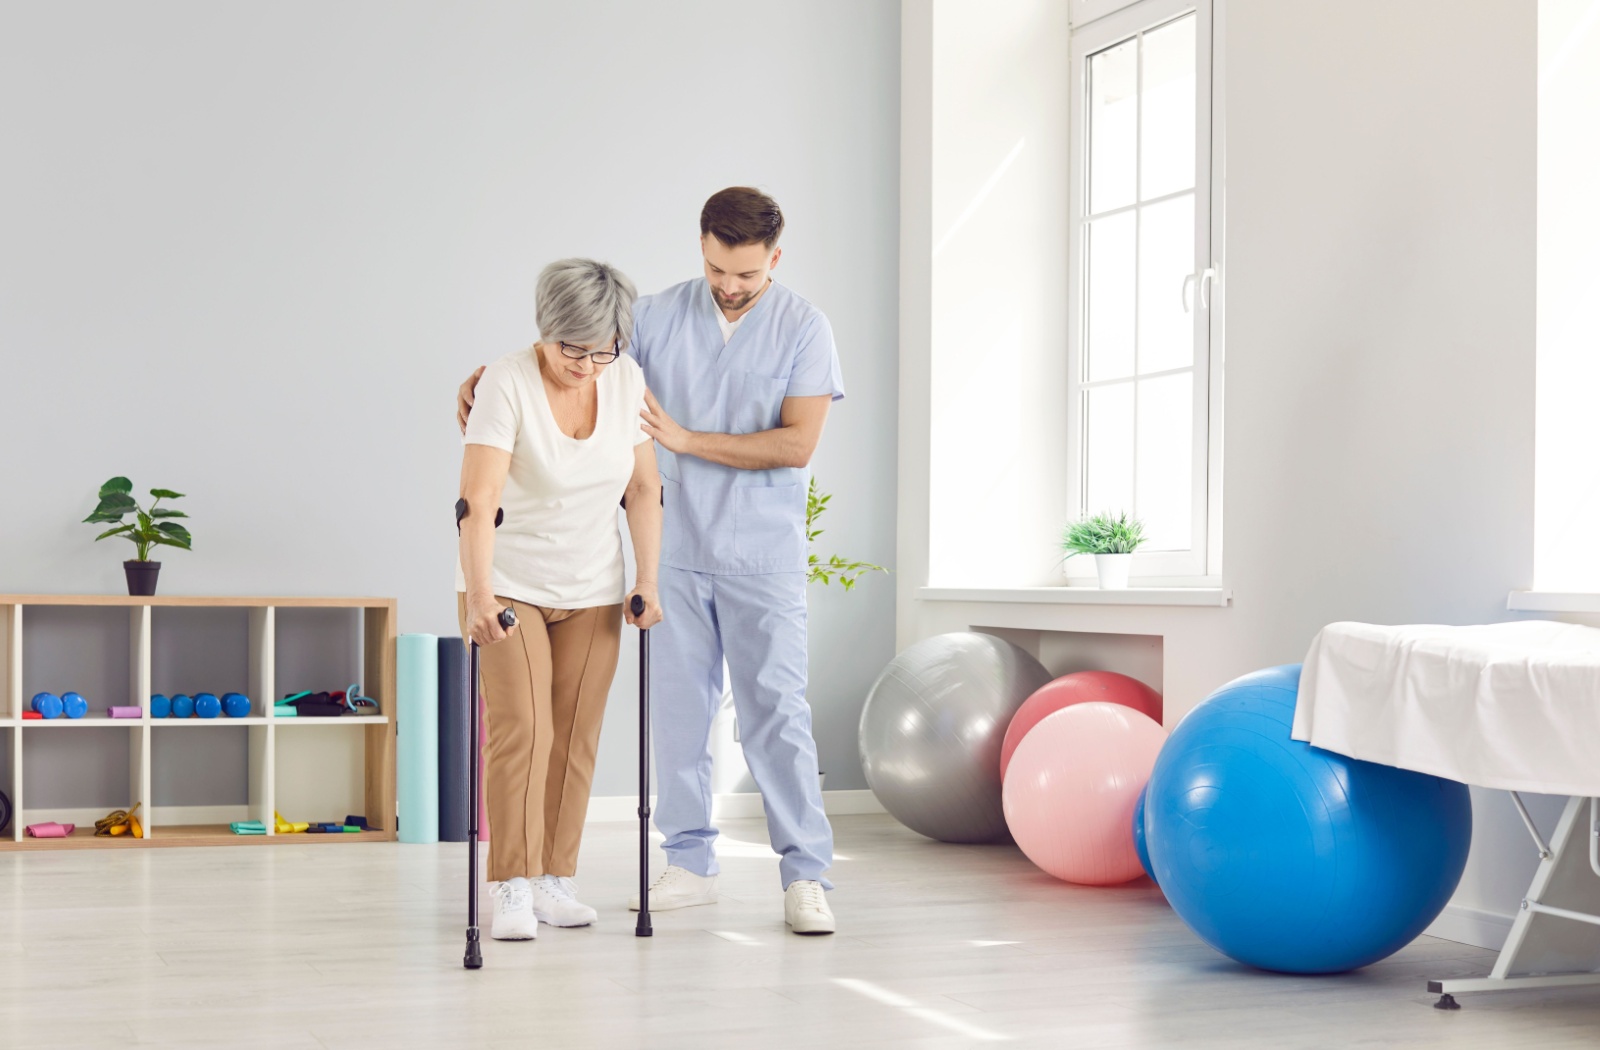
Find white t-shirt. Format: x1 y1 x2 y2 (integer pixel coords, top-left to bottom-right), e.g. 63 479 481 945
711 279 771 343
454 349 650 609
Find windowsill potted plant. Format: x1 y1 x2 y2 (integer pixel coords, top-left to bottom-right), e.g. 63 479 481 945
82 477 192 596
1062 511 1146 590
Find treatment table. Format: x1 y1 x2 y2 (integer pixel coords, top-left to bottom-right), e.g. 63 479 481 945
1295 620 1600 1008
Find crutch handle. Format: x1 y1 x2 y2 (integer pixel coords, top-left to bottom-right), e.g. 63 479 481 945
498 607 518 630
630 595 645 619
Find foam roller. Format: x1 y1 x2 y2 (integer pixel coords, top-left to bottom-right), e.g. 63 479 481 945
397 633 440 843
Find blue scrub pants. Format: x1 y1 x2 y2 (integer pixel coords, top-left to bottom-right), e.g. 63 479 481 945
653 566 834 889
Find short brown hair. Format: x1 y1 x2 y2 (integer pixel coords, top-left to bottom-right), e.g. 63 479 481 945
700 187 785 249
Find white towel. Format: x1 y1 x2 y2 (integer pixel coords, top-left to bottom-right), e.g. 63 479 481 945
1294 620 1600 795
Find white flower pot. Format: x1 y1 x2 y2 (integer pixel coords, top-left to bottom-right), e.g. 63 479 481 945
1095 553 1133 589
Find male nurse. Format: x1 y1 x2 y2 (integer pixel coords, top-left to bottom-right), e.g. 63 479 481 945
457 187 843 935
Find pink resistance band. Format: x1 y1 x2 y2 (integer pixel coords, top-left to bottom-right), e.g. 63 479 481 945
109 706 142 718
25 823 75 838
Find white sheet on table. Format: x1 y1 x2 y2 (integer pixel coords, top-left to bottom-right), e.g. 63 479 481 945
1293 620 1600 796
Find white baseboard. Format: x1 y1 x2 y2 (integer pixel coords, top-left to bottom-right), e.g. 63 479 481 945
28 795 889 831
1426 903 1515 951
585 788 885 824
20 804 252 828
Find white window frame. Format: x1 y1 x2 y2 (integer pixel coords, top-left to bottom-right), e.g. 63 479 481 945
1066 0 1223 584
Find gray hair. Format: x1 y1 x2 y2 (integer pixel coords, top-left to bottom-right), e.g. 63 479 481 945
535 258 637 352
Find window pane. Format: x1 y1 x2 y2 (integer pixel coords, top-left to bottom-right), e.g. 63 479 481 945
1089 39 1137 214
1087 211 1136 382
1138 193 1195 374
1141 14 1196 200
1136 372 1193 550
1085 382 1135 519
1535 0 1600 588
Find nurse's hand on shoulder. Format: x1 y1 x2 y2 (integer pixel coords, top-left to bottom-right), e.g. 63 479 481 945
625 584 664 630
457 365 486 434
641 390 692 454
466 592 517 646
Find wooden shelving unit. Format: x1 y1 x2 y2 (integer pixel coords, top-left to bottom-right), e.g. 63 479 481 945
0 594 397 848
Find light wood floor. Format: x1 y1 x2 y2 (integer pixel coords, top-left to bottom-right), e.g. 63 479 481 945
1 814 1597 1048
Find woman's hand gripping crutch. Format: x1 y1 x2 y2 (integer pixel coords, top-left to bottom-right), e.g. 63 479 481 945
464 604 517 970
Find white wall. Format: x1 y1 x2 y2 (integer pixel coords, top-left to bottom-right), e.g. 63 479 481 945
902 0 1538 945
0 1 900 798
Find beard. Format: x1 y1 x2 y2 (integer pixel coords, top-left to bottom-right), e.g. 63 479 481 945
714 286 760 312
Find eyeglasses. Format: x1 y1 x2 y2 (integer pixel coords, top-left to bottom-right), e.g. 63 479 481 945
558 339 621 365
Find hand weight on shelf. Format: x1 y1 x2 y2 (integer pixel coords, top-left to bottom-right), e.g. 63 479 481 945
222 692 251 718
171 694 195 719
31 692 63 719
150 694 172 718
194 692 221 719
61 691 88 719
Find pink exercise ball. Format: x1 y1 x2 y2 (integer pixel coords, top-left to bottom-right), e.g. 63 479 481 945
1000 671 1162 779
1002 702 1167 885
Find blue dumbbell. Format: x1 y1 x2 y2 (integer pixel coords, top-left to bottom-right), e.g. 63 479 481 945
61 691 88 719
194 692 221 718
222 692 251 718
171 693 195 718
31 692 63 719
151 694 171 718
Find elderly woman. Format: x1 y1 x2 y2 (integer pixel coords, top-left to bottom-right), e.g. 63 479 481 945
456 258 663 941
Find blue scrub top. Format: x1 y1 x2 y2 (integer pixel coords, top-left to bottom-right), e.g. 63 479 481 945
632 278 845 576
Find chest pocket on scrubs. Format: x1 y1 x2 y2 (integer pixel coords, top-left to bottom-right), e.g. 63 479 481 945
732 371 788 434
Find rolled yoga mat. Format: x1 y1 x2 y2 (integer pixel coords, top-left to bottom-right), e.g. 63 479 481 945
397 633 440 843
437 637 469 843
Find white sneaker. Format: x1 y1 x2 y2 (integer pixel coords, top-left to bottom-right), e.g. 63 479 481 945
491 878 538 941
530 874 598 927
627 865 719 912
785 880 835 935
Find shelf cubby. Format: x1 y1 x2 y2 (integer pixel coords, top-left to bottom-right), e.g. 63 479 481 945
0 595 395 849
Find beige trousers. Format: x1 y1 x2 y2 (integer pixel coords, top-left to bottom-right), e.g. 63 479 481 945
457 595 622 881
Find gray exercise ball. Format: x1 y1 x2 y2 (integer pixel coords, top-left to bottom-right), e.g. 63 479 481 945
859 632 1053 843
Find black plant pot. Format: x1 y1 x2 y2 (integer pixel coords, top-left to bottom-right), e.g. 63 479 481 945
124 560 161 596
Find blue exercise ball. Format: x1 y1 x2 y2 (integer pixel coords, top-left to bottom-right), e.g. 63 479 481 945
1146 664 1471 974
1131 784 1155 884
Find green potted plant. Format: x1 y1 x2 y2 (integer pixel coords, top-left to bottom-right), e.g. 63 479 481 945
1062 511 1146 589
709 480 888 796
798 479 889 792
82 477 192 596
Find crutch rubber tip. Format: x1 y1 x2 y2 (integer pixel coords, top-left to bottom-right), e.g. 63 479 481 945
635 920 652 938
464 929 483 969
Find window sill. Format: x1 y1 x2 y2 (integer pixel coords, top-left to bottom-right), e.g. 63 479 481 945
1507 592 1600 614
918 586 1231 608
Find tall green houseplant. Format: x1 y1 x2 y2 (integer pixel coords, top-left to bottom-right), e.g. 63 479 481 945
806 478 887 590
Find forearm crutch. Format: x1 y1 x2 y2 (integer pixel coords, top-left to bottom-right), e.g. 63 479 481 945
618 489 662 938
633 593 652 938
456 495 508 970
464 604 517 970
